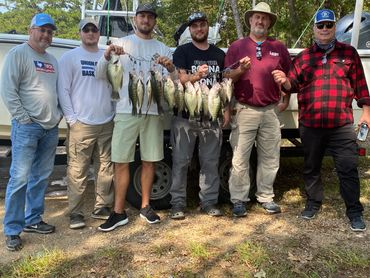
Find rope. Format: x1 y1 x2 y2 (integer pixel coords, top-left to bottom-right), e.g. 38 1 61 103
292 0 325 48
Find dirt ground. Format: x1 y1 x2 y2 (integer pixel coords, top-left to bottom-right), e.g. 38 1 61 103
0 160 369 276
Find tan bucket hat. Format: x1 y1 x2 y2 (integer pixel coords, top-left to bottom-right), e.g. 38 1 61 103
244 2 277 29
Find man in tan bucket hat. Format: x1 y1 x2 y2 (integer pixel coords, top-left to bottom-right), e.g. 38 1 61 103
224 2 291 217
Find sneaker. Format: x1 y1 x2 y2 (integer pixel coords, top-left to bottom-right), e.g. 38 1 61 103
140 205 161 224
170 207 185 220
98 211 128 232
301 203 321 220
232 201 247 217
23 221 55 234
350 216 366 232
70 214 85 229
91 207 111 220
201 205 223 217
261 201 281 214
5 235 22 251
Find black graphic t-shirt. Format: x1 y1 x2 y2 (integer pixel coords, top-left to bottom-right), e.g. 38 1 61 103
173 42 225 88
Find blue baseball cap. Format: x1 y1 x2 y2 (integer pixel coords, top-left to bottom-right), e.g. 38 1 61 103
314 9 336 24
30 13 57 30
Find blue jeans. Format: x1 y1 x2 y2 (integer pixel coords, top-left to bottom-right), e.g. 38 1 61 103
3 120 58 236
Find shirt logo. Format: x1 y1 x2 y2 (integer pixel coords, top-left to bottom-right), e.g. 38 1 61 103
81 60 97 77
269 51 279 57
34 61 55 73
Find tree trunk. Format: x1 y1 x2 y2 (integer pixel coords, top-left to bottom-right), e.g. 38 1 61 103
229 0 244 39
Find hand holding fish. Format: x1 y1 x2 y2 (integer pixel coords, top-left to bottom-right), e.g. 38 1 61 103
155 56 175 73
104 44 125 61
239 56 251 72
197 64 209 79
271 70 291 90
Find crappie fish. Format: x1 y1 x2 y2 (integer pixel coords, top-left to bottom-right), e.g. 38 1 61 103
200 83 210 119
145 74 153 115
107 53 123 101
154 69 163 94
184 81 198 118
150 70 164 115
137 71 145 115
208 82 222 122
194 81 203 117
174 79 185 114
222 78 233 104
128 71 138 116
219 81 228 107
163 75 176 110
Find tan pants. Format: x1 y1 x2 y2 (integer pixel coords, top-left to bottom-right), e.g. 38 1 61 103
229 103 281 204
67 120 114 216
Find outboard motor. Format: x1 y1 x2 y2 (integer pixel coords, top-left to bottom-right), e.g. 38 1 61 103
335 12 370 49
99 0 134 39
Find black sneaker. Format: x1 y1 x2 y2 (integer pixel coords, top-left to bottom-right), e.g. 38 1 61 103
201 205 223 217
350 216 366 232
91 207 111 220
232 201 247 217
98 211 128 232
140 205 161 224
301 204 321 220
23 221 55 234
70 214 85 229
5 235 22 251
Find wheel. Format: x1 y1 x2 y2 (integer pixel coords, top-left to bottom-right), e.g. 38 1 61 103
218 142 257 203
126 146 172 210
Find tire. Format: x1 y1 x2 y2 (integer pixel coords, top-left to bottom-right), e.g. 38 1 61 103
126 146 172 210
218 142 257 203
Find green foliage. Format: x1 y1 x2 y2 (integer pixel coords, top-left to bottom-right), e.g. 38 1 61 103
236 240 269 268
1 1 369 47
1 248 67 278
189 241 210 260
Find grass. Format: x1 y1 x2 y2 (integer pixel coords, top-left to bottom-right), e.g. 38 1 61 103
1 248 67 278
236 241 268 269
188 241 210 260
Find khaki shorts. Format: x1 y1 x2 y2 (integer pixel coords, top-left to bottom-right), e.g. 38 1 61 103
111 114 164 163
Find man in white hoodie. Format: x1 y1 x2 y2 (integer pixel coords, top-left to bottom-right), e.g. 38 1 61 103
58 18 115 230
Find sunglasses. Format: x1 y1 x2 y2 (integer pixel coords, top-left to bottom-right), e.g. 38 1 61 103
316 22 334 29
256 45 262 60
32 27 54 36
82 26 99 33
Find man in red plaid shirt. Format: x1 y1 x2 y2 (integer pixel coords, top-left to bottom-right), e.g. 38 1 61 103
273 9 370 232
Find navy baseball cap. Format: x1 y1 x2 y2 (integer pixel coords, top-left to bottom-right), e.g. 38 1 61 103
30 13 57 30
315 9 336 24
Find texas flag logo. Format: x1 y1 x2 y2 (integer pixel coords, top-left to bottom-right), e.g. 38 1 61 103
34 61 55 73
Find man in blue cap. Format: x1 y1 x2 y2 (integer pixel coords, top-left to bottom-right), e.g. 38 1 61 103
1 13 61 251
273 9 370 232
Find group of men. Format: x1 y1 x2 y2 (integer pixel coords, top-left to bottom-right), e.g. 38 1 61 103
1 1 368 252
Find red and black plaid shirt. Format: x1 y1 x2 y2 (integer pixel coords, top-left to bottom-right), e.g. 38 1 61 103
288 41 370 128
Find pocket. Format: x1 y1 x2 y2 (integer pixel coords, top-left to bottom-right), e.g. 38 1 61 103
332 59 351 78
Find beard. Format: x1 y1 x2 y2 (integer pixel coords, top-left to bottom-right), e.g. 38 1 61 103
191 31 208 43
251 25 268 36
137 25 154 36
